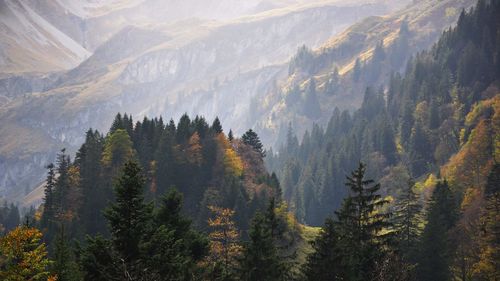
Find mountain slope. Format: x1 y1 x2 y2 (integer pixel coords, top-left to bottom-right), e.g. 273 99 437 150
0 0 398 201
0 0 90 74
266 0 499 226
254 0 476 146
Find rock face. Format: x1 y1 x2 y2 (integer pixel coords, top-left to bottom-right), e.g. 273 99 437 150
0 0 400 203
0 0 90 74
253 0 478 148
4 0 474 204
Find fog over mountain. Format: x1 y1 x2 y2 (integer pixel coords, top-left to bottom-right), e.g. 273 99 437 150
0 0 475 203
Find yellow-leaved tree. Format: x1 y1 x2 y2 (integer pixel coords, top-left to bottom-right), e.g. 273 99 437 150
101 129 136 169
216 134 243 178
187 132 203 166
0 226 54 281
206 206 242 279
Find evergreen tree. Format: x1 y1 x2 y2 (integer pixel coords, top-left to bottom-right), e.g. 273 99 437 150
154 189 208 263
109 113 123 134
140 189 208 280
80 161 155 280
154 129 175 195
264 198 295 279
428 99 440 129
40 163 56 234
417 180 458 281
75 129 106 235
242 129 265 157
239 212 284 281
177 114 192 143
228 130 234 142
334 162 392 281
104 161 153 262
377 115 397 165
409 124 431 176
53 149 71 219
4 203 20 232
78 235 117 281
400 103 414 147
302 78 321 119
52 225 80 281
212 117 224 134
392 178 422 277
303 218 343 280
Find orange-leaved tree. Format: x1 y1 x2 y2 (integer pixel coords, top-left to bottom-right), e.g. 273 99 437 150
0 226 54 281
207 206 242 279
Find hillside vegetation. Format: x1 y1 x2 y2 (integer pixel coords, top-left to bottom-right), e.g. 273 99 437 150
0 0 499 280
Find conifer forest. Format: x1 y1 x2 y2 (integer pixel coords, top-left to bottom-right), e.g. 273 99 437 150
0 0 499 280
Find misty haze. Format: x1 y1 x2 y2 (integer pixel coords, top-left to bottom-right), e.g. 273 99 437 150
0 0 498 280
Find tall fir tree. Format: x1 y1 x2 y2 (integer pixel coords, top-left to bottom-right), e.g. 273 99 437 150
104 161 153 262
242 129 265 157
52 225 80 281
303 218 343 280
75 129 106 236
334 162 392 281
212 117 224 134
392 178 422 277
239 212 284 281
40 163 56 234
417 180 458 281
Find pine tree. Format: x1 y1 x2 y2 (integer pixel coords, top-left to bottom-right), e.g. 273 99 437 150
264 198 295 279
428 99 440 129
409 124 431 176
4 203 20 232
417 180 457 281
303 218 343 280
154 129 175 195
52 225 80 281
302 78 321 119
177 114 192 143
109 113 123 134
142 189 208 280
53 149 71 219
334 162 392 281
78 235 117 281
239 212 283 281
104 161 153 262
242 129 265 157
41 163 56 233
238 199 295 281
212 117 224 134
377 115 397 165
75 129 106 235
392 178 422 276
228 130 234 142
154 189 208 262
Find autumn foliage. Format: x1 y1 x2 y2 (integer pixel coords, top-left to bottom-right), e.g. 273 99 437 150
0 227 53 281
207 206 242 272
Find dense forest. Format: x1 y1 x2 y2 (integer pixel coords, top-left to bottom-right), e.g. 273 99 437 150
1 0 500 280
267 0 500 225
